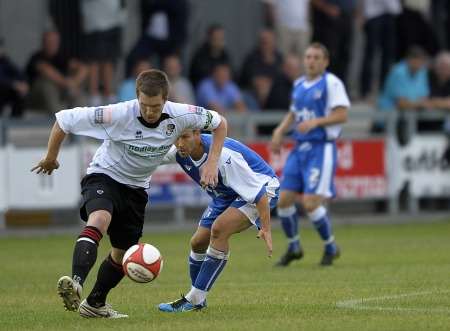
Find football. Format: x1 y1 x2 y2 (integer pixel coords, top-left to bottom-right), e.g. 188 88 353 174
122 243 163 283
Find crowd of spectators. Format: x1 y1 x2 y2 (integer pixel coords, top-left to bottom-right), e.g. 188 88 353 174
0 0 450 137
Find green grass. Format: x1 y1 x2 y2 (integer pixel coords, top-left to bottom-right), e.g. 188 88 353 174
1 221 450 331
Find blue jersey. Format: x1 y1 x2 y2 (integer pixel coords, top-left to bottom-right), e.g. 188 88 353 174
166 134 277 204
290 72 350 143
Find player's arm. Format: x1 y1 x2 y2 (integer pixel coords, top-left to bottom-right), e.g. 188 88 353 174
30 121 66 175
299 76 350 133
271 111 295 154
161 145 178 165
202 115 227 187
298 106 348 133
255 193 273 257
220 152 273 255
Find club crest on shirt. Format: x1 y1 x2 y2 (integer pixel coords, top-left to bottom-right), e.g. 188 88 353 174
165 124 175 136
313 89 322 99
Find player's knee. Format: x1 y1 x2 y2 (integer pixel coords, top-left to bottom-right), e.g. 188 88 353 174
302 198 321 213
277 191 296 209
87 210 111 234
190 235 209 252
210 224 227 241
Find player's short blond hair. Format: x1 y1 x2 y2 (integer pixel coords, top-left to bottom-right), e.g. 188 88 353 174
307 42 330 59
136 69 170 99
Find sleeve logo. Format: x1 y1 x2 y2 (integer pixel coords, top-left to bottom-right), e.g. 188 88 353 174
94 108 112 124
203 111 213 129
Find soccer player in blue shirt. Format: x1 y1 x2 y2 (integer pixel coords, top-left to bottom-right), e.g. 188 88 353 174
158 129 279 312
271 42 350 266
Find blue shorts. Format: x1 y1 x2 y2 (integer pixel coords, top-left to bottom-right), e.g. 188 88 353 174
199 180 280 230
280 141 337 198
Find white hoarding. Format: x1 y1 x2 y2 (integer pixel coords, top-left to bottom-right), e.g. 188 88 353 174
0 148 7 213
7 145 81 209
390 135 450 198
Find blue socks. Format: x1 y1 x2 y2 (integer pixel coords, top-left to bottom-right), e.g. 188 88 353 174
188 251 206 285
278 206 300 253
193 246 228 291
308 206 337 254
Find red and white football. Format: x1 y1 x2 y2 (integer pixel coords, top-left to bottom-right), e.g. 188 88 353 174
122 243 163 283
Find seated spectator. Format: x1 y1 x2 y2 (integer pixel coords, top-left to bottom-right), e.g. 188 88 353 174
425 51 450 110
163 54 195 104
196 62 246 113
189 24 232 87
265 53 302 110
242 74 273 111
421 51 450 131
240 29 283 89
378 46 429 112
117 59 151 102
0 38 29 118
26 30 88 114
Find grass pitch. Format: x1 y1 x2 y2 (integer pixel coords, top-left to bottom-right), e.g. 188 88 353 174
1 220 450 331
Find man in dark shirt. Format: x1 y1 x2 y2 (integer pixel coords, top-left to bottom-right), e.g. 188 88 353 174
0 39 28 118
26 30 87 114
239 29 283 89
189 24 232 87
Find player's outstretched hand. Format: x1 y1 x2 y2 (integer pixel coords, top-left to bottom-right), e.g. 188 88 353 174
200 161 219 188
257 228 273 257
30 158 60 175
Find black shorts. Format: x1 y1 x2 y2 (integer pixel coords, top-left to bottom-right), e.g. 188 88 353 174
82 27 122 62
80 173 148 250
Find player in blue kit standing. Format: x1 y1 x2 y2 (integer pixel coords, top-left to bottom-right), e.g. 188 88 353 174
158 129 279 312
271 42 350 266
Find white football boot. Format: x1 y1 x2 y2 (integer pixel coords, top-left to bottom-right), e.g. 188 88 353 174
57 276 82 311
78 299 128 318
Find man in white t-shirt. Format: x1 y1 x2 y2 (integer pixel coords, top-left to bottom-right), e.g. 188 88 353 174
263 0 311 57
31 69 227 318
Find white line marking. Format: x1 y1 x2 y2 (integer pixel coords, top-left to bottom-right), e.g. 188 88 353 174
336 290 450 313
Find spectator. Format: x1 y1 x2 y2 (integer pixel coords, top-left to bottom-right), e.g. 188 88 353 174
378 46 429 112
126 0 189 75
48 0 83 60
431 0 450 50
359 0 401 99
395 2 439 60
311 0 357 86
163 54 195 104
196 62 246 114
242 74 273 111
117 60 152 102
239 29 283 89
0 39 29 118
80 0 126 106
189 24 232 87
26 30 88 114
266 53 302 110
421 51 450 131
262 0 311 58
426 51 450 110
